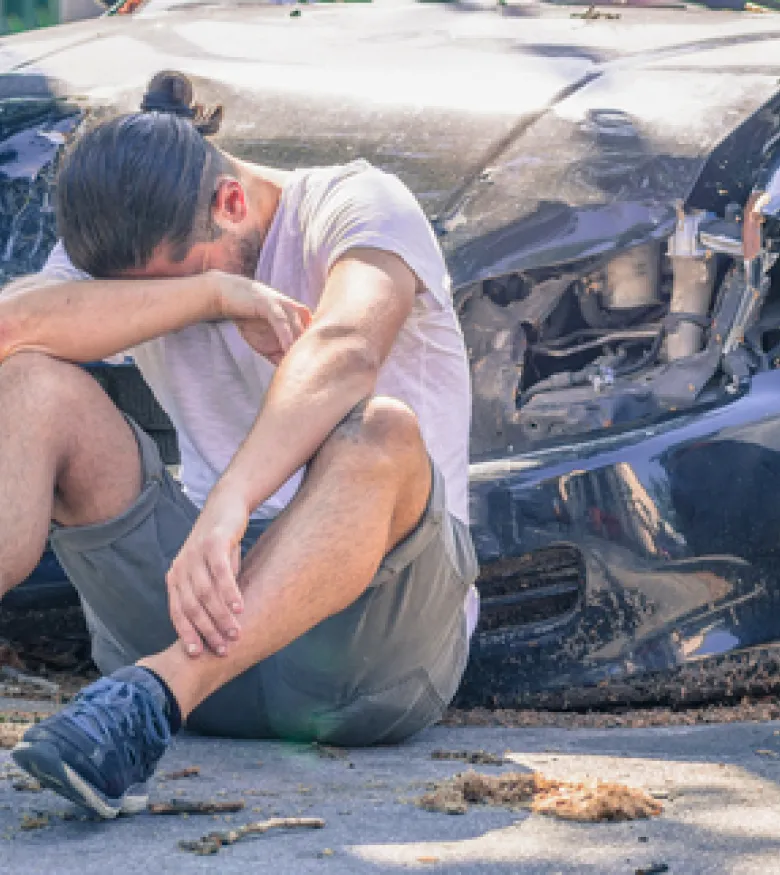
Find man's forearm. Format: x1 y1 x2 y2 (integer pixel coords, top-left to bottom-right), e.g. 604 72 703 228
0 273 218 363
215 326 379 514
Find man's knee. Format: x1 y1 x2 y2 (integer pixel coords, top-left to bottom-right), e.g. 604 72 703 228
2 349 79 381
0 351 100 415
1 352 143 525
323 396 426 471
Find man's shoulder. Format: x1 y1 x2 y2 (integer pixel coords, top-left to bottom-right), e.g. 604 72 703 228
295 160 408 214
299 158 377 188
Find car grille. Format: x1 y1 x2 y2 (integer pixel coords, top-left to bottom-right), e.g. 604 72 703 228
476 545 584 636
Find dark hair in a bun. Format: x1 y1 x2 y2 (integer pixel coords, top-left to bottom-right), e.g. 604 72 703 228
141 70 223 136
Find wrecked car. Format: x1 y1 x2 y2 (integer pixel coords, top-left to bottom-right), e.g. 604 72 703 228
1 0 780 709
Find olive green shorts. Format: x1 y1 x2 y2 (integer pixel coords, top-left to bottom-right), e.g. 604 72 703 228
49 419 479 746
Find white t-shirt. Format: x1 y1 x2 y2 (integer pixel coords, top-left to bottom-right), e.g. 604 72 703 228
42 160 472 523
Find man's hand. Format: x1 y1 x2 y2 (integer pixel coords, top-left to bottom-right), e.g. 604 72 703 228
211 271 312 364
166 488 249 657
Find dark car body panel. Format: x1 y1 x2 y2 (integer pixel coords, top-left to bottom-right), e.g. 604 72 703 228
3 0 780 706
462 370 780 704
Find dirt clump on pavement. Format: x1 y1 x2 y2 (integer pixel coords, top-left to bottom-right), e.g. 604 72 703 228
0 711 47 750
160 766 201 779
19 812 50 831
431 749 508 765
12 776 42 792
418 770 663 822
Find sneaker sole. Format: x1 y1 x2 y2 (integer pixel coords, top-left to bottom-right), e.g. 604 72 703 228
11 741 148 819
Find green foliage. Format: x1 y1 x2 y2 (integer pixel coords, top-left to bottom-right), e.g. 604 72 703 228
2 0 58 34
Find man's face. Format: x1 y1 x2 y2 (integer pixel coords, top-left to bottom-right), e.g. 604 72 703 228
126 225 263 281
125 175 265 281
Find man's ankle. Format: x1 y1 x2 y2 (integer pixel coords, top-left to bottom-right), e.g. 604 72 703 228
133 666 183 734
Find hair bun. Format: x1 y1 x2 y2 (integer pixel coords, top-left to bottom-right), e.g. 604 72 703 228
141 71 223 136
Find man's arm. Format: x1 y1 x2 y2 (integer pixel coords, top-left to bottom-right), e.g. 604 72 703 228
165 247 418 656
0 271 308 364
222 247 417 510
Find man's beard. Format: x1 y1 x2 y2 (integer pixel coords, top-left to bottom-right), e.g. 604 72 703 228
227 227 263 278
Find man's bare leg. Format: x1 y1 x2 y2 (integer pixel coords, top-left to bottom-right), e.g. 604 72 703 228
0 352 142 596
140 397 431 719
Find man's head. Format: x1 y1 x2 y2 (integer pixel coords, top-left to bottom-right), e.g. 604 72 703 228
56 112 266 279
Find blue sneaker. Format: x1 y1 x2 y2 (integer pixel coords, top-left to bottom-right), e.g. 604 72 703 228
12 666 172 818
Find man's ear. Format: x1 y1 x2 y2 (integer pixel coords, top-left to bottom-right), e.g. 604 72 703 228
212 177 247 226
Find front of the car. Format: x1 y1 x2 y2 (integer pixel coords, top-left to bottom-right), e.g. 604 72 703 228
2 0 780 707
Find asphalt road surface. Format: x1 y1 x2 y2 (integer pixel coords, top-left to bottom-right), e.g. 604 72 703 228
2 702 779 874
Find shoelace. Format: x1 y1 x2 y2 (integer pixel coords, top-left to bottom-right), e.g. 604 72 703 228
66 678 170 772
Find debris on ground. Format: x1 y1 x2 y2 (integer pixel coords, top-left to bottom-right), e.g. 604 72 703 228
0 606 96 702
418 771 663 822
636 864 669 875
0 723 29 749
0 667 61 701
19 812 49 831
149 799 245 815
571 4 620 20
431 749 507 766
11 777 41 793
0 631 65 702
0 711 46 750
531 777 662 822
0 674 83 703
161 766 201 780
312 743 349 761
178 816 325 855
443 697 780 730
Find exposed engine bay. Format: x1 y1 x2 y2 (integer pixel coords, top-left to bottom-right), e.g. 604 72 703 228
463 165 780 458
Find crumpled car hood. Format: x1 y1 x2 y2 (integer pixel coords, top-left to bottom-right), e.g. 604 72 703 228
1 2 779 284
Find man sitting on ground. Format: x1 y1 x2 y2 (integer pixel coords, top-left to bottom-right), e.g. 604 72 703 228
0 105 478 818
